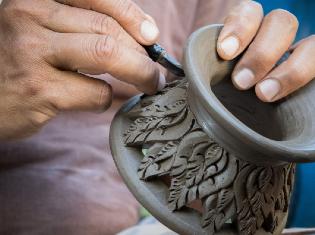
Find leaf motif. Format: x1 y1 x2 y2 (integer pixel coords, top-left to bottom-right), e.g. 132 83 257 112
122 79 295 235
175 141 211 208
234 164 258 235
158 106 187 129
138 141 178 180
258 167 272 191
168 131 209 211
198 152 238 199
202 189 235 233
247 169 266 229
202 194 217 234
128 87 187 118
126 80 187 118
168 140 238 213
124 116 163 145
203 144 227 180
123 80 190 146
144 109 195 143
281 164 295 213
233 163 296 235
138 143 164 179
217 189 234 212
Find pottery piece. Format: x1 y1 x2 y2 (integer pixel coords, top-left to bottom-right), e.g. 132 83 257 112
110 24 315 235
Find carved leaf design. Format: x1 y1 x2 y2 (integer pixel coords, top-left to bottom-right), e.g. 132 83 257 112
202 190 235 233
167 131 210 210
138 141 178 180
123 80 295 235
234 163 295 235
127 81 187 119
123 81 194 146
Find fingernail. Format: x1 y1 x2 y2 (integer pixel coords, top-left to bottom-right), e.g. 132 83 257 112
257 79 281 101
157 73 166 91
220 36 240 57
141 20 159 43
233 68 255 90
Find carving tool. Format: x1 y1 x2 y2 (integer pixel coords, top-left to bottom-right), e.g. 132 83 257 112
144 44 186 77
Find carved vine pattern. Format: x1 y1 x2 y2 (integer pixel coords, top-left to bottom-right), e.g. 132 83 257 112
123 80 295 235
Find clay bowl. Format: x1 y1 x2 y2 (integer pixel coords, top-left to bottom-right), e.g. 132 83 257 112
110 105 228 235
110 24 314 234
185 24 315 165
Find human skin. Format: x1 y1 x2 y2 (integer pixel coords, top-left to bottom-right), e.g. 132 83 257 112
217 0 315 102
1 0 315 141
0 0 165 140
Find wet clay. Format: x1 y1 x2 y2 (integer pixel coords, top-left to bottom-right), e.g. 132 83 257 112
110 25 315 235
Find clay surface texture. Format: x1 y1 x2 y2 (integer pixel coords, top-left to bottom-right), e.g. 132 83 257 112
108 24 315 235
122 80 295 235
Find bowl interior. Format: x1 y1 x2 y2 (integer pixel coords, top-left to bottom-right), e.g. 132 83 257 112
212 78 284 141
186 24 315 161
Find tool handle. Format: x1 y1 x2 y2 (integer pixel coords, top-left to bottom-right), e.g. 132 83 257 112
143 44 165 62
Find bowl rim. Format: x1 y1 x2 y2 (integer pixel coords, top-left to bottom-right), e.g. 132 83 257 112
184 24 315 163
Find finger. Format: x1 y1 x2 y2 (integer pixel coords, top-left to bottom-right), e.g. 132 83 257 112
39 2 145 54
47 33 164 95
217 0 264 60
46 70 113 112
255 36 315 102
55 0 159 45
232 9 299 90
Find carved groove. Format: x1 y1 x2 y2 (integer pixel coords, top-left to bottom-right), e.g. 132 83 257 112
123 80 295 235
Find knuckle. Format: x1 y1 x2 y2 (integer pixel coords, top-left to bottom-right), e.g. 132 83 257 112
139 63 159 92
295 35 315 49
231 0 263 17
21 76 43 98
43 5 61 25
1 0 21 13
140 61 157 82
289 63 308 85
114 0 136 18
13 34 43 55
251 48 276 70
233 14 258 35
91 35 117 62
29 111 52 128
2 0 37 17
288 65 301 79
91 14 113 34
223 1 263 40
269 9 299 29
225 12 246 26
224 14 236 25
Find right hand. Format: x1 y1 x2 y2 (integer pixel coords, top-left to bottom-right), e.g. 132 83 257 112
217 0 315 103
0 0 164 140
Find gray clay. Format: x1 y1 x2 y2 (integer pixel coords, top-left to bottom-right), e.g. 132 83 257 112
110 25 315 235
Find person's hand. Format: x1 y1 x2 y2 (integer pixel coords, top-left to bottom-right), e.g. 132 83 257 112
0 0 164 140
217 0 315 102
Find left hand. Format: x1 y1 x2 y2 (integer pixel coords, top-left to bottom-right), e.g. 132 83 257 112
217 0 315 102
